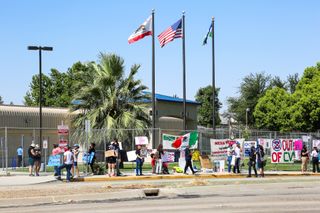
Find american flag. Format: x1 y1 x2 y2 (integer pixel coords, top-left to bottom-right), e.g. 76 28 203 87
158 19 183 48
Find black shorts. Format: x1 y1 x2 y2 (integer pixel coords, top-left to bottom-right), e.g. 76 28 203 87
107 157 116 164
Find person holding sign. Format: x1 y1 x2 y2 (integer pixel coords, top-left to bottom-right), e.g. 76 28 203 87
257 145 265 177
155 144 164 174
57 145 73 182
136 145 144 176
106 139 118 177
247 146 258 178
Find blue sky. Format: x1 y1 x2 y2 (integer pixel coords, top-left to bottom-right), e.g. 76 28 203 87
1 0 320 112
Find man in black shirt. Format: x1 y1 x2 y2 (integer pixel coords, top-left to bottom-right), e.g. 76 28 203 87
184 145 195 175
247 146 258 177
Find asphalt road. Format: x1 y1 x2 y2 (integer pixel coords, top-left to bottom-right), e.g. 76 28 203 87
1 177 319 212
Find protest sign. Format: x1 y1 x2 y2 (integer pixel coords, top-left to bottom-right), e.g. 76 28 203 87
243 141 257 157
127 150 137 162
294 139 303 151
312 140 320 149
162 151 175 162
135 136 149 145
210 139 244 160
47 155 62 167
271 139 295 163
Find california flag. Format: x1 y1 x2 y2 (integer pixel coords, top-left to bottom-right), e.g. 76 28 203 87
128 16 152 44
172 132 198 149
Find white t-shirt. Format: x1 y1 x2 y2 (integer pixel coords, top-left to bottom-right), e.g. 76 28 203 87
234 147 241 158
311 150 318 158
64 150 73 165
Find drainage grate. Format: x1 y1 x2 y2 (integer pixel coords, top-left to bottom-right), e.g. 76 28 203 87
143 189 160 197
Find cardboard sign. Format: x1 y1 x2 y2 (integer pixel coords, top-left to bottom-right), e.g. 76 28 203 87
105 150 116 157
271 139 295 163
135 136 149 145
210 139 244 160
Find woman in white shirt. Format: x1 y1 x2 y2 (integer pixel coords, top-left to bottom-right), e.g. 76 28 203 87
311 147 319 173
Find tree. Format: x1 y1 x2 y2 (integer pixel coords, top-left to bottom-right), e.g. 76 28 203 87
286 73 299 94
227 72 271 127
254 87 293 131
24 74 53 106
289 63 320 131
0 96 3 104
195 85 221 127
270 76 286 89
70 53 151 137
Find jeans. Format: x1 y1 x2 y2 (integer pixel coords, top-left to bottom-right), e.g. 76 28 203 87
227 156 232 173
136 158 143 175
53 166 58 176
156 159 162 174
233 158 241 173
58 164 72 181
312 157 319 173
248 160 257 176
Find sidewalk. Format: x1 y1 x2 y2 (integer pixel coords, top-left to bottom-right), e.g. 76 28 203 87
1 170 319 186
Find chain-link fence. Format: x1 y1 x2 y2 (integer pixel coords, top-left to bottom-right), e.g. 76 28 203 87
1 126 320 173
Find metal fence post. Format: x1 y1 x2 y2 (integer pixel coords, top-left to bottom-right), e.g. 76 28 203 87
5 127 8 175
1 137 3 171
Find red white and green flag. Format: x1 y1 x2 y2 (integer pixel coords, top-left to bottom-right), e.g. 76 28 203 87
128 15 152 44
172 132 198 149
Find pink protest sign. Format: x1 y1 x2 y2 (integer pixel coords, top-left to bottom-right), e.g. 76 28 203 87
294 139 303 151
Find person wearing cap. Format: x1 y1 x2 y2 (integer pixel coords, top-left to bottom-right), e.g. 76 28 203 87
28 143 36 176
52 144 62 176
72 144 80 178
57 145 74 182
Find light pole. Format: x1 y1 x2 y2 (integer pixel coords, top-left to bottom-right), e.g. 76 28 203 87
245 108 250 130
28 46 53 150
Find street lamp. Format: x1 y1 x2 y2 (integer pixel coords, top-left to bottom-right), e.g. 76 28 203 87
245 108 250 130
28 46 53 149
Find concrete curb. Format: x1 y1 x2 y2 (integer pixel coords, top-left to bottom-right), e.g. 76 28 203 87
75 172 320 182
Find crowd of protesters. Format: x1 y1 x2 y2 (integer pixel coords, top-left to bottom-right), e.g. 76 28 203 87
18 138 320 182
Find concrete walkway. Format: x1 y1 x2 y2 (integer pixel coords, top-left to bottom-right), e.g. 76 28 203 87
0 170 319 186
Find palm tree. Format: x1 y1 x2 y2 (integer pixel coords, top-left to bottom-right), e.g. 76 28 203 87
70 53 151 142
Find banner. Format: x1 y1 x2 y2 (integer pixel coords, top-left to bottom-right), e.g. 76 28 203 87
162 134 179 149
135 136 149 145
243 141 257 157
210 139 244 160
271 139 295 163
257 138 272 149
294 139 303 151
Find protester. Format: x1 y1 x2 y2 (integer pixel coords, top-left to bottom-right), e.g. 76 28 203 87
88 143 96 174
155 144 164 174
16 146 23 167
52 144 62 176
233 143 241 174
247 145 258 178
184 145 195 175
106 140 117 177
257 144 265 177
301 145 309 173
72 144 80 178
34 144 41 176
28 143 36 176
311 147 319 173
57 145 73 182
226 143 233 173
113 139 122 176
150 153 156 174
135 145 144 176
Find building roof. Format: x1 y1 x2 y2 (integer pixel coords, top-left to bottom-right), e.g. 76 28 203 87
143 92 199 105
0 105 70 116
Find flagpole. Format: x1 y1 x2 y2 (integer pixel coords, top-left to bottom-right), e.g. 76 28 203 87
152 9 156 149
182 11 186 131
211 17 216 134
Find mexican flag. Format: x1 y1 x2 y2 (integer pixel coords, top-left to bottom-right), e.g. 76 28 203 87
128 16 152 44
172 132 198 149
